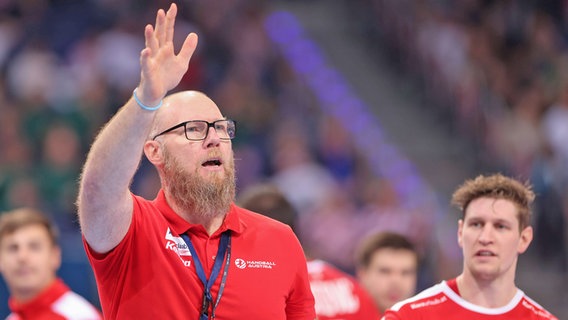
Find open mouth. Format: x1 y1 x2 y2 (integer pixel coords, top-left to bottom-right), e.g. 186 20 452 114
202 158 222 167
475 250 496 257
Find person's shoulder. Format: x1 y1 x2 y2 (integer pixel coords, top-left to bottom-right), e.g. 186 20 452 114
382 282 450 320
308 259 344 279
389 281 448 312
5 313 18 320
307 259 354 280
520 294 558 320
234 205 294 233
52 290 102 320
131 192 161 218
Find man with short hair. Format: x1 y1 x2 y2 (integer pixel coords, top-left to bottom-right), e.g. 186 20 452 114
382 174 558 319
355 231 418 314
0 208 101 320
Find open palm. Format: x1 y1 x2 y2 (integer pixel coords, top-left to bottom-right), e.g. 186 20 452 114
138 3 198 105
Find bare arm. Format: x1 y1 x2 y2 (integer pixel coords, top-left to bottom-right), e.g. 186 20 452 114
78 3 197 253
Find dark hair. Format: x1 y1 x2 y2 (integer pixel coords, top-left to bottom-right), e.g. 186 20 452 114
355 231 417 269
0 208 59 246
237 183 298 234
451 173 534 231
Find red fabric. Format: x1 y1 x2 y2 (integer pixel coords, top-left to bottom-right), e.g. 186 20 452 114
8 278 101 320
382 279 557 320
446 278 460 295
84 189 315 319
307 260 381 319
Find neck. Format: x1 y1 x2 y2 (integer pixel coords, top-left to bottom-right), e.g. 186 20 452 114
456 271 518 308
190 214 225 235
12 278 55 303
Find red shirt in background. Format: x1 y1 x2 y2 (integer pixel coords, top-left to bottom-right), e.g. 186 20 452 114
7 278 101 320
308 259 381 319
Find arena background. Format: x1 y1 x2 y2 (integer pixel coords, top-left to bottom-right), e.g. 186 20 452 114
1 0 566 317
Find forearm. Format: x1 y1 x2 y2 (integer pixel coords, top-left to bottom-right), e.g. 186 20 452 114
81 97 154 195
78 95 156 251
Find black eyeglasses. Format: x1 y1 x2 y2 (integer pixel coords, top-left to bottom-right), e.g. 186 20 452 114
152 119 236 141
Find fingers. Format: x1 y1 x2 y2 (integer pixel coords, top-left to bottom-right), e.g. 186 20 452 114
165 3 177 44
154 8 166 47
144 24 157 55
150 4 177 50
178 33 198 64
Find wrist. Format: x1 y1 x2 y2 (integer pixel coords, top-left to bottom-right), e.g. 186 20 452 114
133 88 163 111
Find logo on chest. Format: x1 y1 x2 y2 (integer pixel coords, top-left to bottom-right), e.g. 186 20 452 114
164 227 192 267
234 258 277 270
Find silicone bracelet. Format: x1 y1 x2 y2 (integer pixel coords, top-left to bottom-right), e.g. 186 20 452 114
133 88 163 111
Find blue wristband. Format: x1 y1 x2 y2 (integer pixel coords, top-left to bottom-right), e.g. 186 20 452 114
133 88 163 111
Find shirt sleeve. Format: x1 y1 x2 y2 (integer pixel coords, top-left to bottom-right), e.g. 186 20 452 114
284 229 316 319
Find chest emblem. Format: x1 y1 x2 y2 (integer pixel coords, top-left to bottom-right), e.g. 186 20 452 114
164 227 192 267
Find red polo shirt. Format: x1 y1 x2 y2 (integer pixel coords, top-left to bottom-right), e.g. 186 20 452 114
382 279 557 320
84 190 315 319
307 260 381 319
7 278 102 320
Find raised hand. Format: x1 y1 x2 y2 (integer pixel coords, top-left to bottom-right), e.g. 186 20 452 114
137 3 198 106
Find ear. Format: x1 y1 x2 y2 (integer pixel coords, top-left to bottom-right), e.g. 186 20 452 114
144 140 164 166
457 219 464 249
517 226 533 254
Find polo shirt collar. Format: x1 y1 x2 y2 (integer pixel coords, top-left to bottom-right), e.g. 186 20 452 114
153 189 244 237
9 278 68 316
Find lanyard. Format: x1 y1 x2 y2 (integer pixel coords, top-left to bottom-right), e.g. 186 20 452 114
181 230 231 320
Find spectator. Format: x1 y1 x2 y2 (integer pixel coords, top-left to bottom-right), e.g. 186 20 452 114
355 231 418 314
0 207 101 319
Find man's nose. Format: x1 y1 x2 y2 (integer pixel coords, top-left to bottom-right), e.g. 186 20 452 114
203 127 221 147
478 225 494 244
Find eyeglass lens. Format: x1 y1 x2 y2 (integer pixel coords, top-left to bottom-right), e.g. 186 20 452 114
186 120 235 140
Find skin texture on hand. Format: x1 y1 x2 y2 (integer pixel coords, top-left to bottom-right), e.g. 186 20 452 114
138 4 198 106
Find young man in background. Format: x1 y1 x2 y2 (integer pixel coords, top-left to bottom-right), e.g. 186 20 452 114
382 174 558 319
355 231 418 314
0 208 101 319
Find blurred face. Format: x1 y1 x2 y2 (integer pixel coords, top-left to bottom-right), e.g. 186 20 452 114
0 225 60 302
458 197 532 282
148 92 236 217
358 248 417 312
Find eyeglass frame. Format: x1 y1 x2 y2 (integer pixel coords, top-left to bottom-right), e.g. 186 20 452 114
152 119 237 141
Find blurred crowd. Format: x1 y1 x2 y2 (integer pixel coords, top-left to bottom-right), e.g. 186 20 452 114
360 0 568 270
0 0 438 295
4 0 567 312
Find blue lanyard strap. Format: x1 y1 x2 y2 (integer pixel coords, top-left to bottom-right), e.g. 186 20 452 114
181 230 231 320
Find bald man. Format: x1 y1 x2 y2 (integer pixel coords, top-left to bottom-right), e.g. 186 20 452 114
77 4 314 319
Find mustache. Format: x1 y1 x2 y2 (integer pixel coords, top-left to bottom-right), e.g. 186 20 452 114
198 150 226 162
